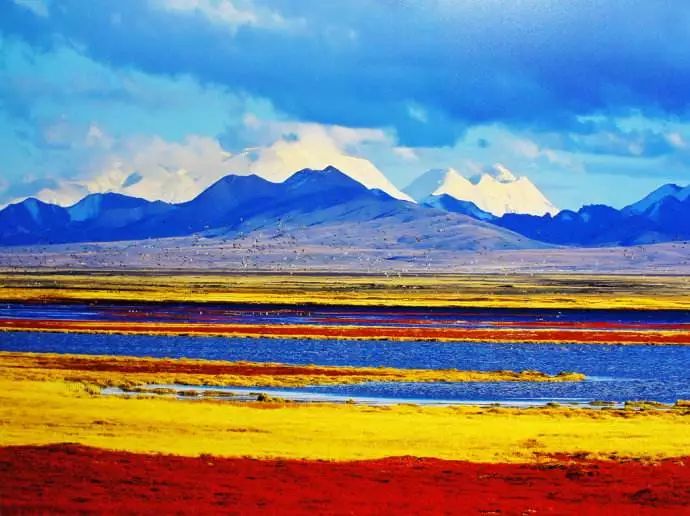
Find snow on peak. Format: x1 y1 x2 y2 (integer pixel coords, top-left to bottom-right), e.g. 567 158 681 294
222 137 414 202
403 168 472 201
489 163 517 183
405 165 558 216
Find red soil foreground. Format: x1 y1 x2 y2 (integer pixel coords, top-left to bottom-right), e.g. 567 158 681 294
2 317 690 344
2 445 690 515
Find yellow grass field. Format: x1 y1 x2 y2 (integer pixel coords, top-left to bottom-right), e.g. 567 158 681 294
2 375 690 463
1 351 585 388
1 352 689 464
1 271 690 309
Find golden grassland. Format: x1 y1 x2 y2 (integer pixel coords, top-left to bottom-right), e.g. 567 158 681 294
1 371 690 463
1 271 690 309
0 352 585 388
2 272 690 463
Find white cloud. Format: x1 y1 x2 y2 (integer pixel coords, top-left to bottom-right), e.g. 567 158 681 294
11 0 49 17
233 116 390 151
34 182 88 207
510 138 541 159
222 120 412 200
407 103 429 124
153 0 303 32
34 134 233 205
666 132 686 148
27 120 413 206
85 124 114 149
506 135 575 167
393 146 419 161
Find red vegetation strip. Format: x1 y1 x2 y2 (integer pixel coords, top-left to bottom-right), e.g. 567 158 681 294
491 320 690 331
2 317 690 344
10 353 367 377
315 317 690 331
2 445 690 515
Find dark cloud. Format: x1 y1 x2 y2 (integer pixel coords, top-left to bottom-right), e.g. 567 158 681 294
537 127 678 158
121 171 143 188
4 0 690 146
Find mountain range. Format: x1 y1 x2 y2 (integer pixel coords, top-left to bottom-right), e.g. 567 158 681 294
405 168 690 246
0 167 538 251
485 184 690 246
0 165 688 249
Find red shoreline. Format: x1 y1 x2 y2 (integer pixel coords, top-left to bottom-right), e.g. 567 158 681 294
2 317 690 344
5 352 375 377
2 445 690 514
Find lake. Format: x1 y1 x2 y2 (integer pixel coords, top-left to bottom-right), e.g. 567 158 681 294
3 330 690 405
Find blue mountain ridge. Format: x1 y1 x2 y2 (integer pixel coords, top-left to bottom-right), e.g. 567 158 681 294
1 167 688 248
421 183 690 246
421 194 495 221
0 166 536 250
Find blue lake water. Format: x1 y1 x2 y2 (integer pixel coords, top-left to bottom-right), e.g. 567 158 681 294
2 302 690 328
3 331 690 405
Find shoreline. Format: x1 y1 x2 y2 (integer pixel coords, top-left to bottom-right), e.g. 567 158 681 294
3 319 690 345
0 350 585 387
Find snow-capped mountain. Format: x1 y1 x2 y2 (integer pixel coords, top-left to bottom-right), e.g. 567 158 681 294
3 165 688 250
0 166 537 250
403 168 473 202
489 182 690 246
222 138 414 202
404 165 558 216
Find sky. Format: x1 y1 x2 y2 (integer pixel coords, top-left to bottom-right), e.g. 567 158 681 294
2 0 690 210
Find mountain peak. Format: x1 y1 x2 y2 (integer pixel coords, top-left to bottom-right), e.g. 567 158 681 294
67 192 163 222
403 168 472 201
190 173 277 208
436 168 473 192
281 166 376 203
623 183 690 215
488 163 517 183
286 165 359 183
219 137 415 203
405 166 558 216
322 165 342 174
8 197 53 224
471 164 519 186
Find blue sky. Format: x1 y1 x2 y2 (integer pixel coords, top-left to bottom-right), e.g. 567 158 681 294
2 0 690 209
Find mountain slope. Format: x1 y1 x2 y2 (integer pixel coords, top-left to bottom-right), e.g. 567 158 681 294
623 184 690 215
67 193 172 232
408 179 690 247
488 185 690 246
422 194 495 221
404 166 558 216
0 198 71 245
495 205 649 246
